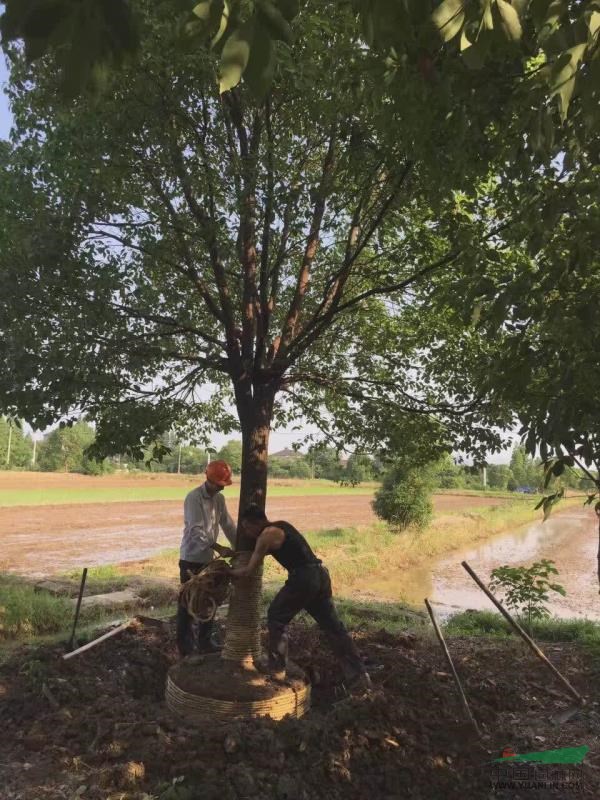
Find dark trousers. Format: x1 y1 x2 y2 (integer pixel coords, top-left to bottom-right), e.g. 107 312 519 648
176 560 214 656
267 564 364 681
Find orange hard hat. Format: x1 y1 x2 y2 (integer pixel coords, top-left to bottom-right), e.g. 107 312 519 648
206 460 233 487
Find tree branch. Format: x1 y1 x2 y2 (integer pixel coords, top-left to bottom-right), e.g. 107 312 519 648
279 126 337 352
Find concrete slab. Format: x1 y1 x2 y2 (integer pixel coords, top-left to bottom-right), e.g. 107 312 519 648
76 590 143 609
35 580 79 597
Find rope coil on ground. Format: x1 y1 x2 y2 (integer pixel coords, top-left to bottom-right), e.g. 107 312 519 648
165 674 311 724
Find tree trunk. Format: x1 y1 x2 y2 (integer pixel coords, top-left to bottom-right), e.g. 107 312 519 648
222 386 275 665
596 502 600 594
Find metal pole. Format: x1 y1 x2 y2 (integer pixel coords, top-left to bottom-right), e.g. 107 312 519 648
32 436 37 467
425 598 481 736
177 443 182 474
67 567 88 651
461 561 584 705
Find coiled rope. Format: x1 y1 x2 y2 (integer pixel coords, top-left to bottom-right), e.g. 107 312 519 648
179 559 232 623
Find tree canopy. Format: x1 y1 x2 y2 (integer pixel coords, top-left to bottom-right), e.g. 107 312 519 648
0 0 523 498
2 0 599 141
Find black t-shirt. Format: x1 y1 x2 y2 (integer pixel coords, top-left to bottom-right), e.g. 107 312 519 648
269 520 320 572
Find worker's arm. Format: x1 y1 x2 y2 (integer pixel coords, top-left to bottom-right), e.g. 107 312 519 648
230 528 281 578
211 542 236 558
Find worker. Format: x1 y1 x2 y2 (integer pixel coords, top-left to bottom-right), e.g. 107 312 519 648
230 504 371 689
177 460 237 656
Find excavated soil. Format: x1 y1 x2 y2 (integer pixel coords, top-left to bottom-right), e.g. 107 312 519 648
1 619 599 799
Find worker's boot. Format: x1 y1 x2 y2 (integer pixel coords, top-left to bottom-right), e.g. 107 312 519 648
268 631 289 681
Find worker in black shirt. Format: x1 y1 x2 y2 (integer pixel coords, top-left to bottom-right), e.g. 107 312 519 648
230 504 371 689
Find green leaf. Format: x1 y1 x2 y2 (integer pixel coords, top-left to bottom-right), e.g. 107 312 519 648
496 0 523 41
244 22 274 99
276 0 300 22
219 20 254 93
211 0 229 49
257 0 294 44
462 35 487 68
550 42 587 120
432 0 465 43
483 0 495 30
193 1 212 21
589 10 600 38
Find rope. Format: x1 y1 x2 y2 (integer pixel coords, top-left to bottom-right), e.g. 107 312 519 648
179 560 232 623
222 553 264 664
165 673 311 723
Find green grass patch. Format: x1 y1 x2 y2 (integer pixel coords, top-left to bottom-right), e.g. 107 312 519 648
444 609 600 649
63 564 131 594
0 481 375 507
0 572 173 644
0 575 75 639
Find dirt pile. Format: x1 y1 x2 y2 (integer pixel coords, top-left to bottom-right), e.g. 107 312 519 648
1 620 599 799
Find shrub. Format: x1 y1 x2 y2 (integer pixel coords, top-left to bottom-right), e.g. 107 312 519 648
372 459 436 531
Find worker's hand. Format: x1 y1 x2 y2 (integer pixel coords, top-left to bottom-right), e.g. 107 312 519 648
212 543 236 558
229 567 247 579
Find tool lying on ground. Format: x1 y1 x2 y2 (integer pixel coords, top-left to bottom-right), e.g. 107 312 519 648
179 558 234 622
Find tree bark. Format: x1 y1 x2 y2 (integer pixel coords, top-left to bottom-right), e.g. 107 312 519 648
596 502 600 594
222 384 275 665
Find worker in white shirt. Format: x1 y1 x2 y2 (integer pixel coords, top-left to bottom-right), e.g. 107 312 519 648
177 460 237 655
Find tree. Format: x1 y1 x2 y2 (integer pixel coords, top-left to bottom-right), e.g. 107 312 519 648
0 416 33 468
269 454 312 479
509 445 531 487
434 453 464 490
37 421 96 472
0 0 540 688
217 440 243 473
373 456 438 532
489 559 566 634
342 453 374 486
311 449 344 482
411 122 600 581
486 464 512 490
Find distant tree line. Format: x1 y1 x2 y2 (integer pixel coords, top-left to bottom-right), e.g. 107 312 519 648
2 420 596 495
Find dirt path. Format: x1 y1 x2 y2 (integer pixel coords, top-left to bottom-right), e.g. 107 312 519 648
0 493 510 576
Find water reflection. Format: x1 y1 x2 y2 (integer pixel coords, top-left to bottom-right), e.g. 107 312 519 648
356 511 600 620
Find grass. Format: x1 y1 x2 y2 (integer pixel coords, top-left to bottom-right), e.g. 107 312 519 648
443 609 600 655
0 574 135 640
0 480 375 507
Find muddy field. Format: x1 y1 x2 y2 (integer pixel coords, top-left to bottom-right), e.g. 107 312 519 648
0 487 510 577
1 618 598 799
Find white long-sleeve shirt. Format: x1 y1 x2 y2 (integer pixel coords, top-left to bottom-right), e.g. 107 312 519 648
179 483 237 563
